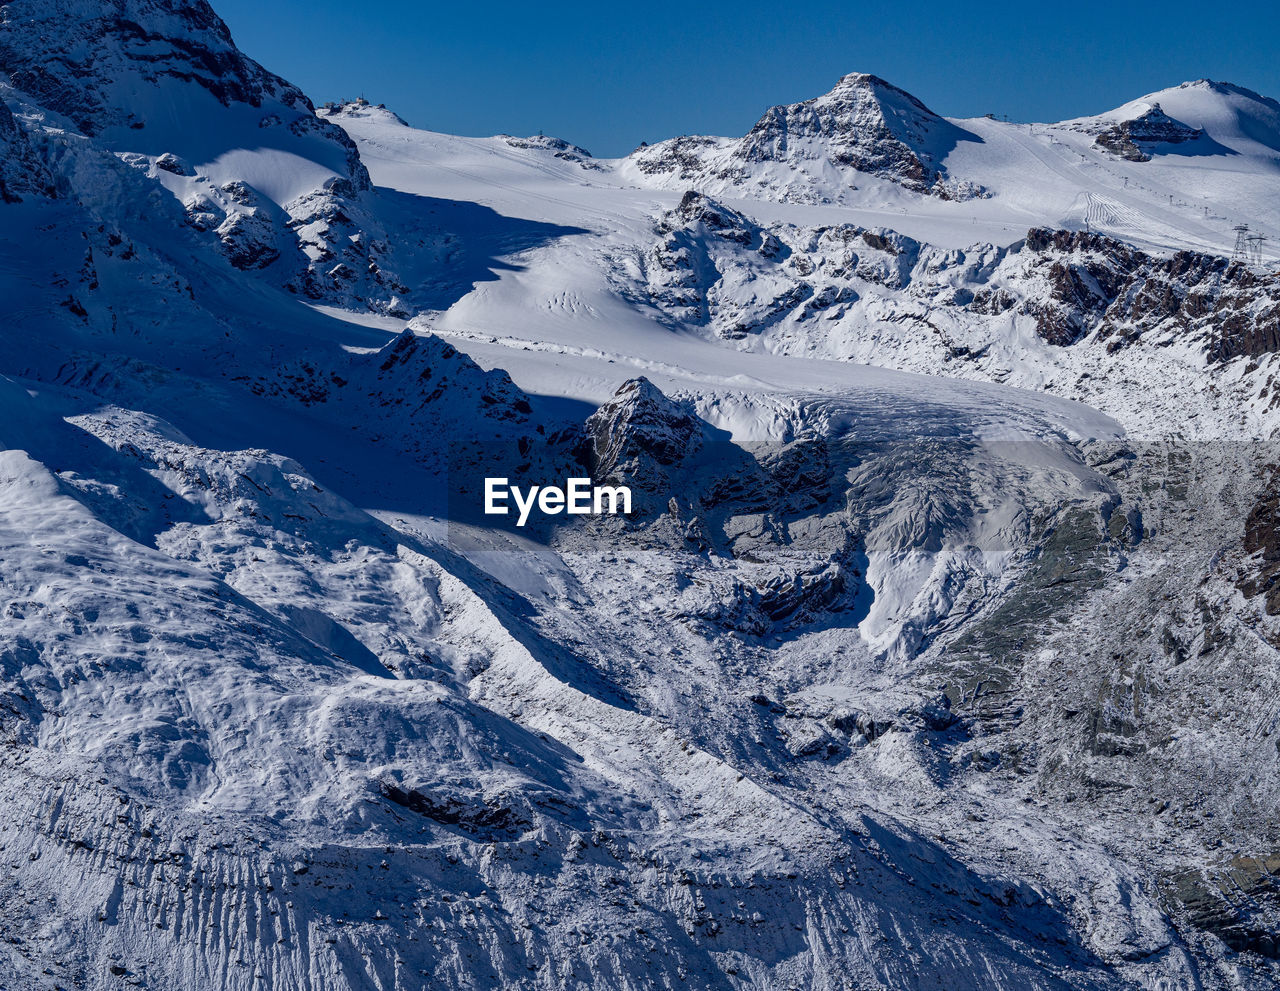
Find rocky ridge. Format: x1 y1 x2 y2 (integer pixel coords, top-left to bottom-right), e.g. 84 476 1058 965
1093 103 1207 161
0 0 410 310
627 72 987 202
622 194 1280 431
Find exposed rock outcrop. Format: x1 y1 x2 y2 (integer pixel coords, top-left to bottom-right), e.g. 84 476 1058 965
0 98 55 202
1018 229 1280 357
1095 104 1206 161
583 377 702 493
501 133 596 167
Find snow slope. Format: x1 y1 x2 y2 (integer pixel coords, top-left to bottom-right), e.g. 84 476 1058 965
336 98 1279 442
2 12 1280 989
0 0 417 309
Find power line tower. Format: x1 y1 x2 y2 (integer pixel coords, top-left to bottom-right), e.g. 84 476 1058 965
1247 234 1268 266
1232 224 1252 263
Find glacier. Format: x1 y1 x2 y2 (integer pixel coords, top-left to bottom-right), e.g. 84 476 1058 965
1 1 1280 988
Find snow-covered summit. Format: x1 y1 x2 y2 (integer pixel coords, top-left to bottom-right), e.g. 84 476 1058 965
0 0 426 310
0 0 364 177
739 72 979 191
622 71 986 203
319 98 411 128
1072 79 1280 160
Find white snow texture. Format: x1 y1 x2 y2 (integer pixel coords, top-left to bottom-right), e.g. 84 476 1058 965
2 2 1280 988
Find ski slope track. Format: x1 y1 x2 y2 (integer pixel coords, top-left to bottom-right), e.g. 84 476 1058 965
2 2 1280 987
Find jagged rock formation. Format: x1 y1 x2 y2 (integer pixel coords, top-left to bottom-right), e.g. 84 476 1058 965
0 0 411 311
583 376 703 493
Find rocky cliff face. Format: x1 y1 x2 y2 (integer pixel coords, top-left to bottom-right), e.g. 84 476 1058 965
0 0 415 311
739 72 977 195
0 97 54 202
1016 229 1280 357
1242 471 1280 614
1094 104 1206 161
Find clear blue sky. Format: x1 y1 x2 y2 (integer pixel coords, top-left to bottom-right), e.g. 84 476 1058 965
213 0 1280 158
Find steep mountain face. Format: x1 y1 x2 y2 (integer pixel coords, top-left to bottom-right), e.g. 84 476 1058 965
6 3 1280 987
0 0 327 140
1017 229 1280 356
0 0 410 309
0 97 52 201
626 72 985 203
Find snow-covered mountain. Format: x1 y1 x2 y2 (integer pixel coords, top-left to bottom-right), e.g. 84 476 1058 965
623 72 987 201
0 0 414 309
609 73 1280 261
3 4 1280 988
1076 79 1280 161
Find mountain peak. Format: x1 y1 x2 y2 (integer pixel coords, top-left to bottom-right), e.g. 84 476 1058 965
320 98 410 127
1097 77 1280 158
737 71 980 196
1178 78 1279 104
824 71 935 110
585 377 702 484
0 0 306 142
625 71 985 202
